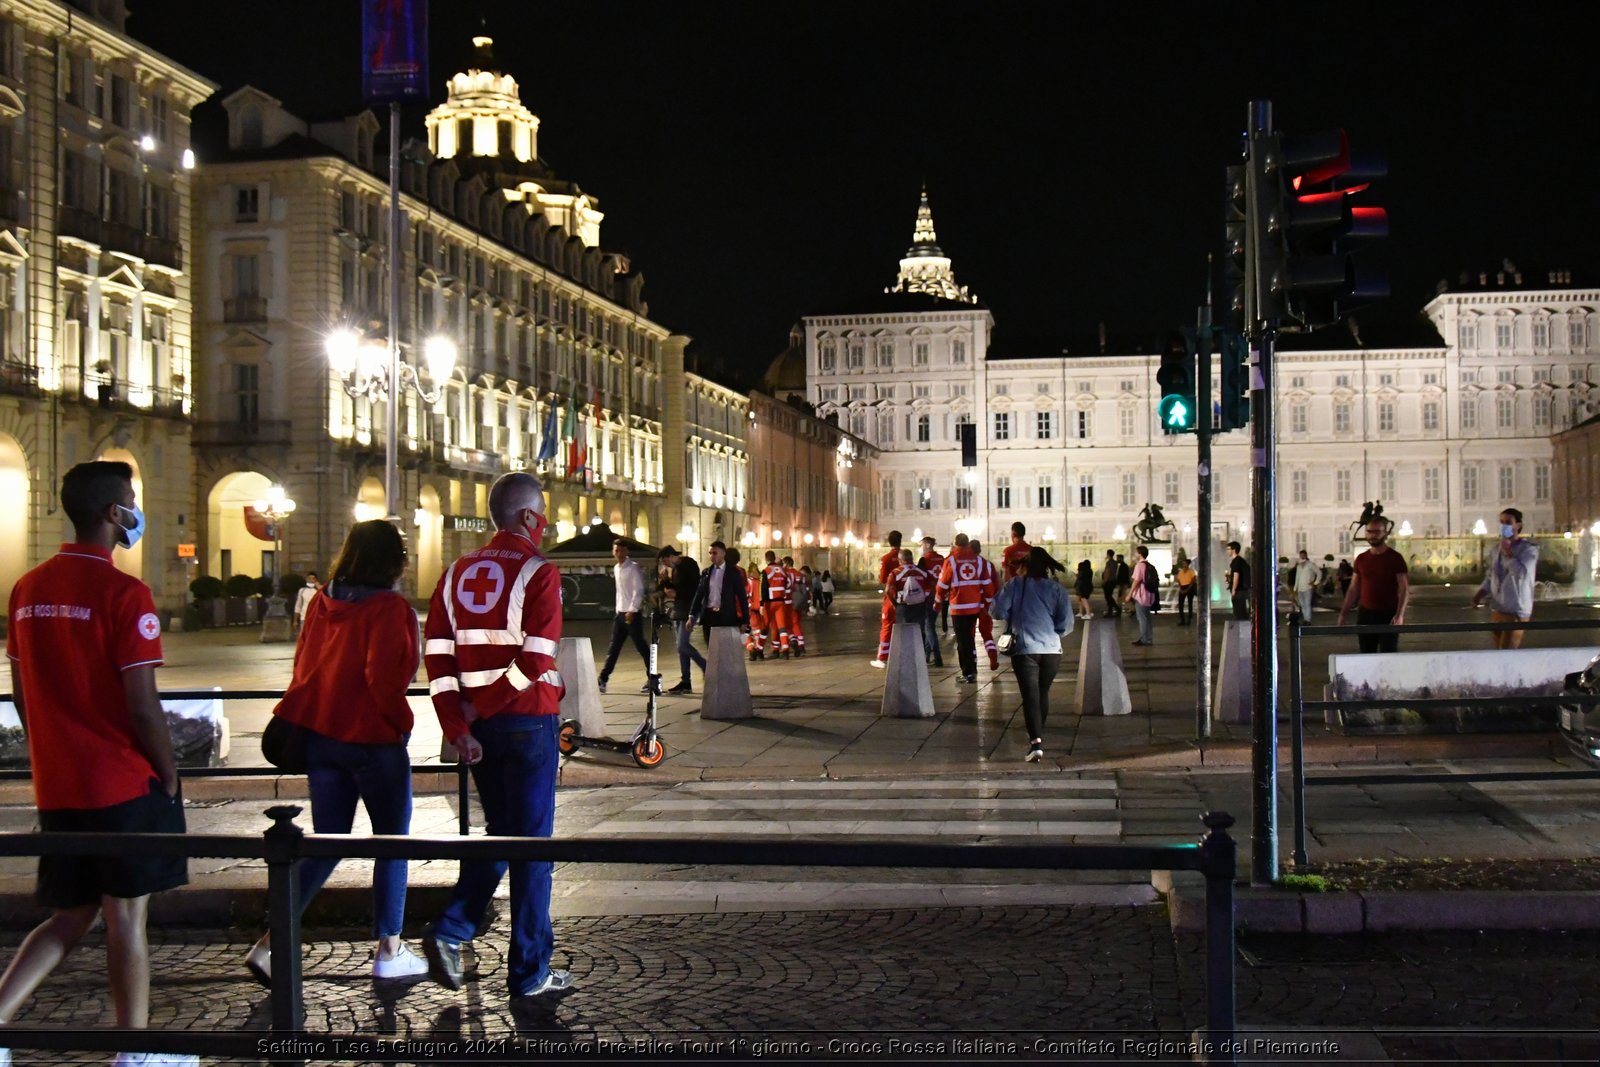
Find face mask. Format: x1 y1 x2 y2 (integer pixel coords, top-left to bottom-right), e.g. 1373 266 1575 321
524 509 548 544
115 504 145 549
1500 523 1517 539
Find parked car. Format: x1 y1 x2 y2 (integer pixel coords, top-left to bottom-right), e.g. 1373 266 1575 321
1558 652 1600 765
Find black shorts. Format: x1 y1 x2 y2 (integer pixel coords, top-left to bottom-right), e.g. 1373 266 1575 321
36 778 189 908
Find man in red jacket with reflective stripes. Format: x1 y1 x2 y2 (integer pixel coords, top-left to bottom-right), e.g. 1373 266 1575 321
421 471 572 1000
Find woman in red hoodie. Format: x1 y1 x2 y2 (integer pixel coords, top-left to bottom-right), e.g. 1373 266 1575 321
245 520 425 984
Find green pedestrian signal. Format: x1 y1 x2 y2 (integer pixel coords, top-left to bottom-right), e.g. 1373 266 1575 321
1159 393 1194 431
1156 331 1197 435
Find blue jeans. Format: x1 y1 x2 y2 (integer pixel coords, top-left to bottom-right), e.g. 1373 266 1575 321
299 731 413 937
920 605 941 661
677 618 706 683
433 713 558 996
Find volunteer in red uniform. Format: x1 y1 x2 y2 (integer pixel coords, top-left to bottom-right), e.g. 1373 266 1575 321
782 556 806 656
971 538 1002 670
0 461 195 1067
935 532 989 683
916 536 946 668
744 561 767 659
1002 521 1033 581
762 550 792 658
421 472 574 1000
871 530 904 667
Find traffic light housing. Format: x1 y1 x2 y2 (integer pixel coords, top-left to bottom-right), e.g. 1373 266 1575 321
1157 331 1196 434
1218 329 1249 431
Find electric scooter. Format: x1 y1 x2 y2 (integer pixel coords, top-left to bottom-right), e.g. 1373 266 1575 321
558 612 667 769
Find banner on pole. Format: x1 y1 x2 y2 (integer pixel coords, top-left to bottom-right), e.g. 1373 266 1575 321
362 0 430 104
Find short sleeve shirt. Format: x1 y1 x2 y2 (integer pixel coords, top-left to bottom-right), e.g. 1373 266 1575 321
1354 547 1409 614
1229 556 1251 594
6 544 164 810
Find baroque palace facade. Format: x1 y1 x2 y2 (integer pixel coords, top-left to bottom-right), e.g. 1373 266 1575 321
807 191 1600 571
0 0 213 614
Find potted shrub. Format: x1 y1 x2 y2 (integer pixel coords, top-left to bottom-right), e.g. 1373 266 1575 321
190 575 225 629
224 573 258 625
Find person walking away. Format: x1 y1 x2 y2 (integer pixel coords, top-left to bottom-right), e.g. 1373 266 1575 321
422 472 572 999
1129 545 1159 646
1100 550 1120 617
762 551 793 658
917 536 946 667
871 530 904 667
818 570 835 613
1114 553 1132 613
292 570 321 636
782 555 807 655
1471 507 1539 649
1175 557 1198 625
935 533 988 683
744 560 766 659
596 539 652 695
800 566 817 616
688 541 752 649
658 546 705 695
1073 559 1095 619
1338 520 1410 653
990 547 1074 763
1002 521 1032 580
1337 558 1353 597
970 539 1002 670
1226 541 1251 620
1292 549 1321 620
890 550 933 649
245 520 426 986
0 462 195 1067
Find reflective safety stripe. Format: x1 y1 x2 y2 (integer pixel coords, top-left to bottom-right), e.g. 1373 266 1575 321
537 668 561 687
425 638 456 656
429 677 461 695
441 562 459 631
505 662 533 691
457 628 521 646
459 666 511 688
523 635 558 655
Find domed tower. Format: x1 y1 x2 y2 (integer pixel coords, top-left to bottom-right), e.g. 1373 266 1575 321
887 186 977 304
425 35 540 162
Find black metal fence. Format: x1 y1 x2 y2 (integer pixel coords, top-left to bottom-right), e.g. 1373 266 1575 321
1286 614 1600 866
0 807 1243 1064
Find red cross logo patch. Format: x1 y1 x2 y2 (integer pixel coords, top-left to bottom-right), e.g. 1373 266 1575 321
457 561 505 614
957 560 978 582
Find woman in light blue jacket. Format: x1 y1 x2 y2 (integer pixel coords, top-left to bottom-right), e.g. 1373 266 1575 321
990 547 1074 762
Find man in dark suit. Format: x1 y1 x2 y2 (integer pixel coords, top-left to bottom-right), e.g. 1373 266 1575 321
658 545 705 695
688 540 749 642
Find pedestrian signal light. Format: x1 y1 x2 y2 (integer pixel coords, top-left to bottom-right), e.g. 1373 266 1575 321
1156 331 1197 435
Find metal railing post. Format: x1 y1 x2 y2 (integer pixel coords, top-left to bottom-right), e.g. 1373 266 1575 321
457 759 471 836
1199 811 1237 1064
1288 610 1308 867
263 805 305 1038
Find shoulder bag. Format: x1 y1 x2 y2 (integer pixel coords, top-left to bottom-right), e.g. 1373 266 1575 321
996 579 1035 657
261 714 310 773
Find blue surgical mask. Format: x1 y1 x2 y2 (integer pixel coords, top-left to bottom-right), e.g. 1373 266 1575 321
1500 523 1517 539
115 504 145 549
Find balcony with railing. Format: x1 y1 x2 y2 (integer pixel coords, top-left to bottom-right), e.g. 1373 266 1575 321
223 295 268 323
60 370 188 419
0 360 41 397
0 189 20 228
56 209 182 269
58 206 102 245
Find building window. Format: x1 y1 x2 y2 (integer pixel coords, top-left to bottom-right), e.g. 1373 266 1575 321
1497 368 1514 384
1496 395 1514 430
819 343 835 372
1459 322 1476 349
1462 399 1478 431
1334 403 1351 434
1295 530 1308 554
1498 464 1515 500
1036 381 1051 393
917 480 932 511
1379 469 1395 500
1291 469 1307 504
1536 463 1551 502
1038 476 1054 509
1335 374 1350 388
1164 470 1180 505
1572 320 1588 351
877 342 894 368
1534 395 1551 429
994 382 1009 397
881 476 894 507
847 343 864 369
953 414 970 441
1120 472 1136 508
1424 467 1440 502
913 341 929 366
877 413 893 444
1422 401 1439 431
995 477 1012 510
993 412 1011 441
916 414 930 442
1378 402 1395 433
1495 321 1513 349
1533 319 1549 349
1291 403 1307 434
950 383 967 397
1036 411 1054 439
1075 410 1091 439
1423 372 1438 385
952 339 966 364
1119 406 1135 437
233 363 259 427
1378 373 1394 386
1291 375 1306 389
235 186 259 223
1463 465 1479 503
1078 474 1095 509
913 384 930 397
1336 469 1351 504
1533 367 1551 383
956 484 973 510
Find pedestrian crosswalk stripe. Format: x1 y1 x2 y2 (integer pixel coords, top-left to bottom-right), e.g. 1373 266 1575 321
682 776 1118 793
627 797 1118 812
583 819 1118 837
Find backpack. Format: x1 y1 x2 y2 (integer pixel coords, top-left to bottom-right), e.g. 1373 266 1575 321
901 573 928 605
1143 562 1160 594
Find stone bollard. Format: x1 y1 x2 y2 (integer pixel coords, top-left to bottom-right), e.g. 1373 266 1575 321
1214 619 1252 724
702 626 754 720
1073 618 1132 716
557 636 608 738
259 596 292 643
881 623 935 718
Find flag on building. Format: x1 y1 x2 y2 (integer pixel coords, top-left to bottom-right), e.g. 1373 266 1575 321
537 400 558 463
563 392 581 477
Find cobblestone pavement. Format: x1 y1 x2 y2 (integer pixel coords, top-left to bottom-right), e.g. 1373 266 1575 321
4 912 1600 1064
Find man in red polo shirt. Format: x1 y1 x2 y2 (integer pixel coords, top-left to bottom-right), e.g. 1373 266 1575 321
0 461 191 1066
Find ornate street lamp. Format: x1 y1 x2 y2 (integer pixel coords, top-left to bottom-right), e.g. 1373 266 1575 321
253 484 296 642
326 329 458 522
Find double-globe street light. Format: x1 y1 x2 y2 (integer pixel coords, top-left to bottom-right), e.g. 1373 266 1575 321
325 328 458 524
253 484 296 641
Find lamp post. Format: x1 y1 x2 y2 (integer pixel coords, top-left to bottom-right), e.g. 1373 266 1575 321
326 329 457 522
253 484 296 642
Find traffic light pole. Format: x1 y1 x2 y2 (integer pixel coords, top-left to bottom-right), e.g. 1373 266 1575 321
1245 99 1280 886
1195 297 1213 740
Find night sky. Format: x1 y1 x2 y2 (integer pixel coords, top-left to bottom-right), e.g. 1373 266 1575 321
130 1 1600 386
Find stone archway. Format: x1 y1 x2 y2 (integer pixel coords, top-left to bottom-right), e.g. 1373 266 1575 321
206 470 274 580
355 476 387 523
0 433 29 610
97 448 144 583
416 484 443 598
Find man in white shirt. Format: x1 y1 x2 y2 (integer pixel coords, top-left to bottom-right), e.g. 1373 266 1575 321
597 540 653 695
292 570 320 634
1292 550 1321 620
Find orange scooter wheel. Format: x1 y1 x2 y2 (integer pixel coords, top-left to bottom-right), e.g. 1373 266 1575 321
558 720 580 756
631 734 666 768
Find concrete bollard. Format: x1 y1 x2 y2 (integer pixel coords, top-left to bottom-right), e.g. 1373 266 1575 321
558 636 608 738
881 623 935 718
1214 619 1252 724
1073 618 1132 716
702 626 754 720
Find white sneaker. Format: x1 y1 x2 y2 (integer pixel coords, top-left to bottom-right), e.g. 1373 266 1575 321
1025 744 1044 763
244 939 271 988
869 659 886 669
516 968 574 997
372 942 429 980
113 1054 200 1067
